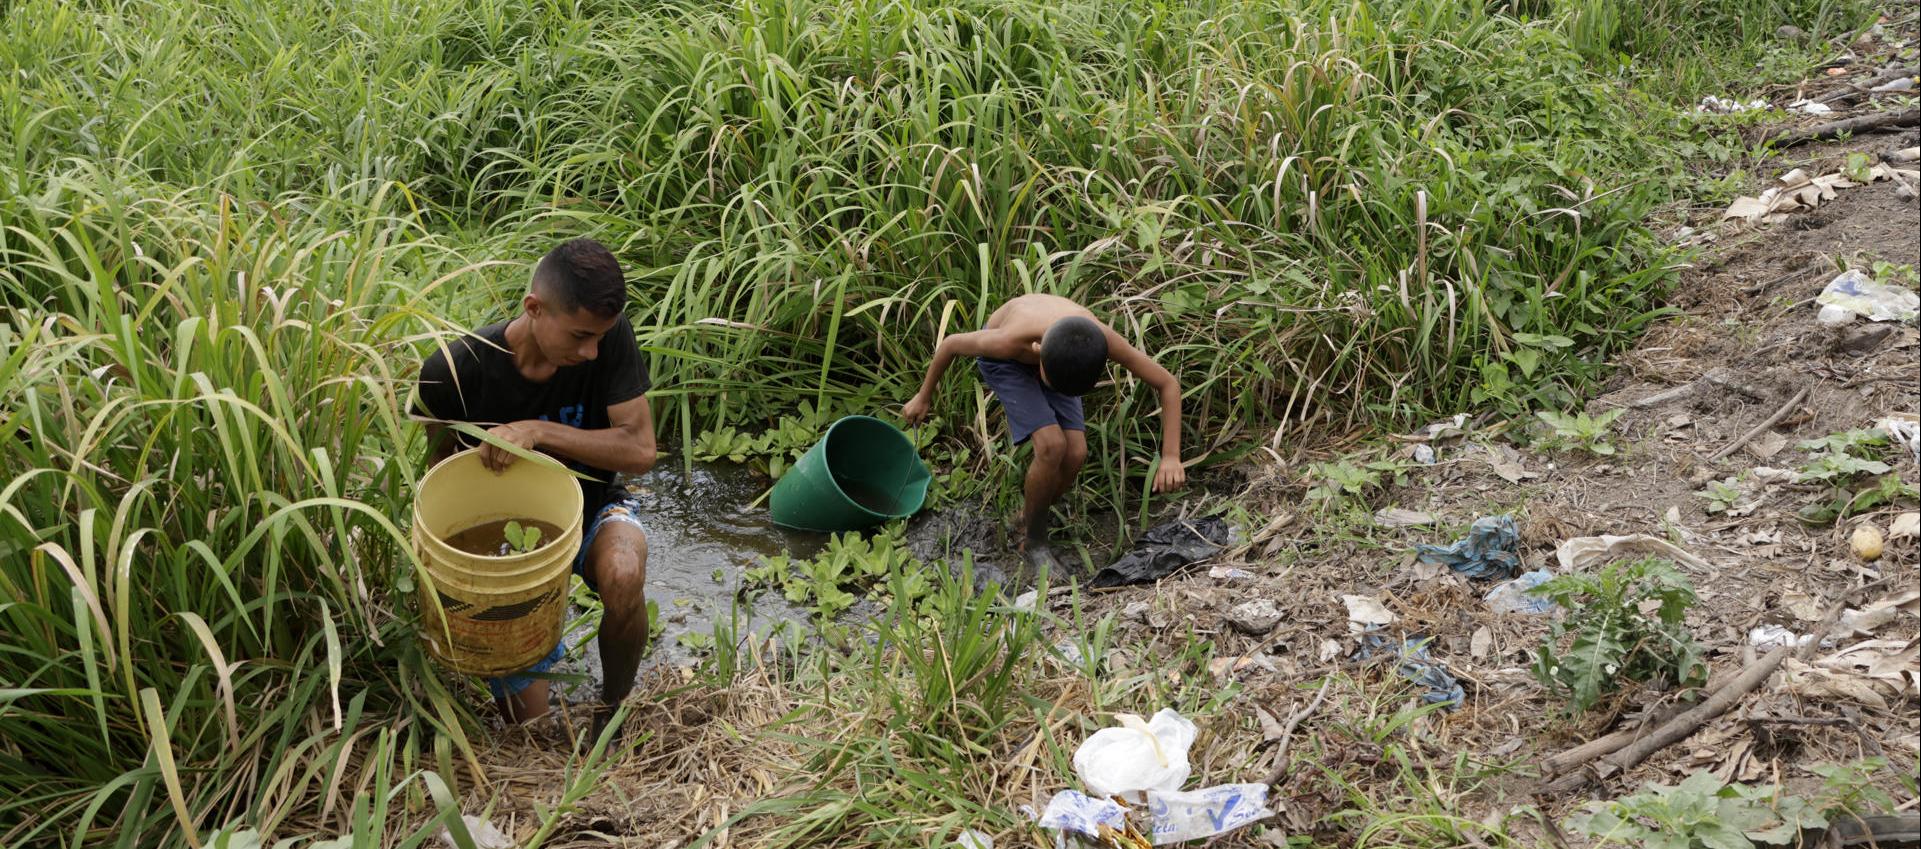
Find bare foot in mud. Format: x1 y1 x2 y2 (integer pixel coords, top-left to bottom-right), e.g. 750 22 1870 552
1016 534 1064 573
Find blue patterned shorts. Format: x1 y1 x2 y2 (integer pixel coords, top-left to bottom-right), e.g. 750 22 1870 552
486 493 646 700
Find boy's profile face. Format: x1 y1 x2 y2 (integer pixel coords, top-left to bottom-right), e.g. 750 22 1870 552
524 293 620 366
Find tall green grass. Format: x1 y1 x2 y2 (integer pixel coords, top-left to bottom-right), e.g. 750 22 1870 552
0 171 505 844
0 0 1871 845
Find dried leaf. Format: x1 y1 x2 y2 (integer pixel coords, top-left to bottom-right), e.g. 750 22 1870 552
1343 595 1397 632
1744 431 1788 460
1888 512 1919 541
1253 706 1286 743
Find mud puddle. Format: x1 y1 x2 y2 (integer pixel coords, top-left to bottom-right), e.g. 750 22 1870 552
548 459 829 703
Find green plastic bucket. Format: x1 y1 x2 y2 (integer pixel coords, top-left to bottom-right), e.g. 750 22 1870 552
769 415 931 532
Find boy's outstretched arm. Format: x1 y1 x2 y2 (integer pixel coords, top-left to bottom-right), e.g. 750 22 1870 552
1102 327 1185 492
903 330 994 425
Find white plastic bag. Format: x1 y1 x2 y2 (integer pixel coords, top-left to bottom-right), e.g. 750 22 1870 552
1072 708 1197 802
1817 269 1920 324
1146 783 1274 845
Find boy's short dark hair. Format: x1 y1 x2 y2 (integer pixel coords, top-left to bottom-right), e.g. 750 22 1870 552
532 238 627 317
1039 316 1107 396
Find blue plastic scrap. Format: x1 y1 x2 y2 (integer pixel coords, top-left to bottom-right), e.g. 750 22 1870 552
1484 569 1556 614
1357 635 1465 708
1415 515 1521 580
1034 790 1126 838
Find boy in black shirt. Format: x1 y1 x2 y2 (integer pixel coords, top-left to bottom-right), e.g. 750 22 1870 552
414 238 655 734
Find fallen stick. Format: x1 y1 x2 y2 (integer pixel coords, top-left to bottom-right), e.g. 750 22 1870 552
1762 108 1921 148
1541 698 1700 776
1544 643 1793 794
1708 386 1809 462
1263 677 1333 785
1826 813 1921 848
1818 67 1920 105
1540 666 1744 776
1629 380 1704 410
1702 371 1770 402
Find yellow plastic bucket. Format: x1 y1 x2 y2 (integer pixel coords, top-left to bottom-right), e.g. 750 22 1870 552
411 448 583 677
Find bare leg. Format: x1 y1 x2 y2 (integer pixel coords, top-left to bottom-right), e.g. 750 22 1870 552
582 522 649 739
1055 429 1087 504
496 680 551 723
1021 427 1067 571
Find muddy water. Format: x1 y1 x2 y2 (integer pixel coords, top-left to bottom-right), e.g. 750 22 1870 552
546 460 830 703
443 518 562 557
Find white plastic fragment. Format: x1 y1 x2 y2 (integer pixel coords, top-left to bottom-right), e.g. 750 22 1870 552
1698 95 1769 113
1343 595 1397 632
1817 269 1921 323
1373 507 1437 528
1749 625 1817 651
438 816 514 849
1876 415 1919 462
1484 570 1555 614
1556 534 1712 572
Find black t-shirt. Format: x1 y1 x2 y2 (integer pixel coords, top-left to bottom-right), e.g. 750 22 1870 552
413 315 649 525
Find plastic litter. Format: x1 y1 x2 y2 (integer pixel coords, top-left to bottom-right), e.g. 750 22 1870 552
1207 565 1256 581
1698 95 1769 113
1484 569 1555 614
1555 534 1712 572
1415 515 1521 580
1816 269 1920 324
1790 99 1834 115
1357 635 1464 708
1146 784 1273 845
1035 790 1126 838
953 829 994 849
1073 708 1198 802
1877 414 1919 462
1374 507 1437 528
1052 640 1086 666
1412 443 1437 464
1818 303 1857 326
1871 76 1916 93
1750 625 1818 651
437 816 514 849
1091 516 1233 588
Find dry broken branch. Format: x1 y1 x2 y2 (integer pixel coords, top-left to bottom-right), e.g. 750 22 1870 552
1762 108 1921 148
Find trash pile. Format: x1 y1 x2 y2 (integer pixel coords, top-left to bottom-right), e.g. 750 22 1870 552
1722 149 1921 225
1031 709 1272 846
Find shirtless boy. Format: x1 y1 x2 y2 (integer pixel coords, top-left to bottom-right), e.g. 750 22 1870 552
901 294 1185 569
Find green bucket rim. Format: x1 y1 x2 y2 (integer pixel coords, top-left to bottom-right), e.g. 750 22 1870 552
827 414 924 519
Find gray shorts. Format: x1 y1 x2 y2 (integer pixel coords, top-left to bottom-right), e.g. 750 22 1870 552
977 357 1084 445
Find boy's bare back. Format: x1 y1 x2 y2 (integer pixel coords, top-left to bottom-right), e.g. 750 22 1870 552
981 294 1098 363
